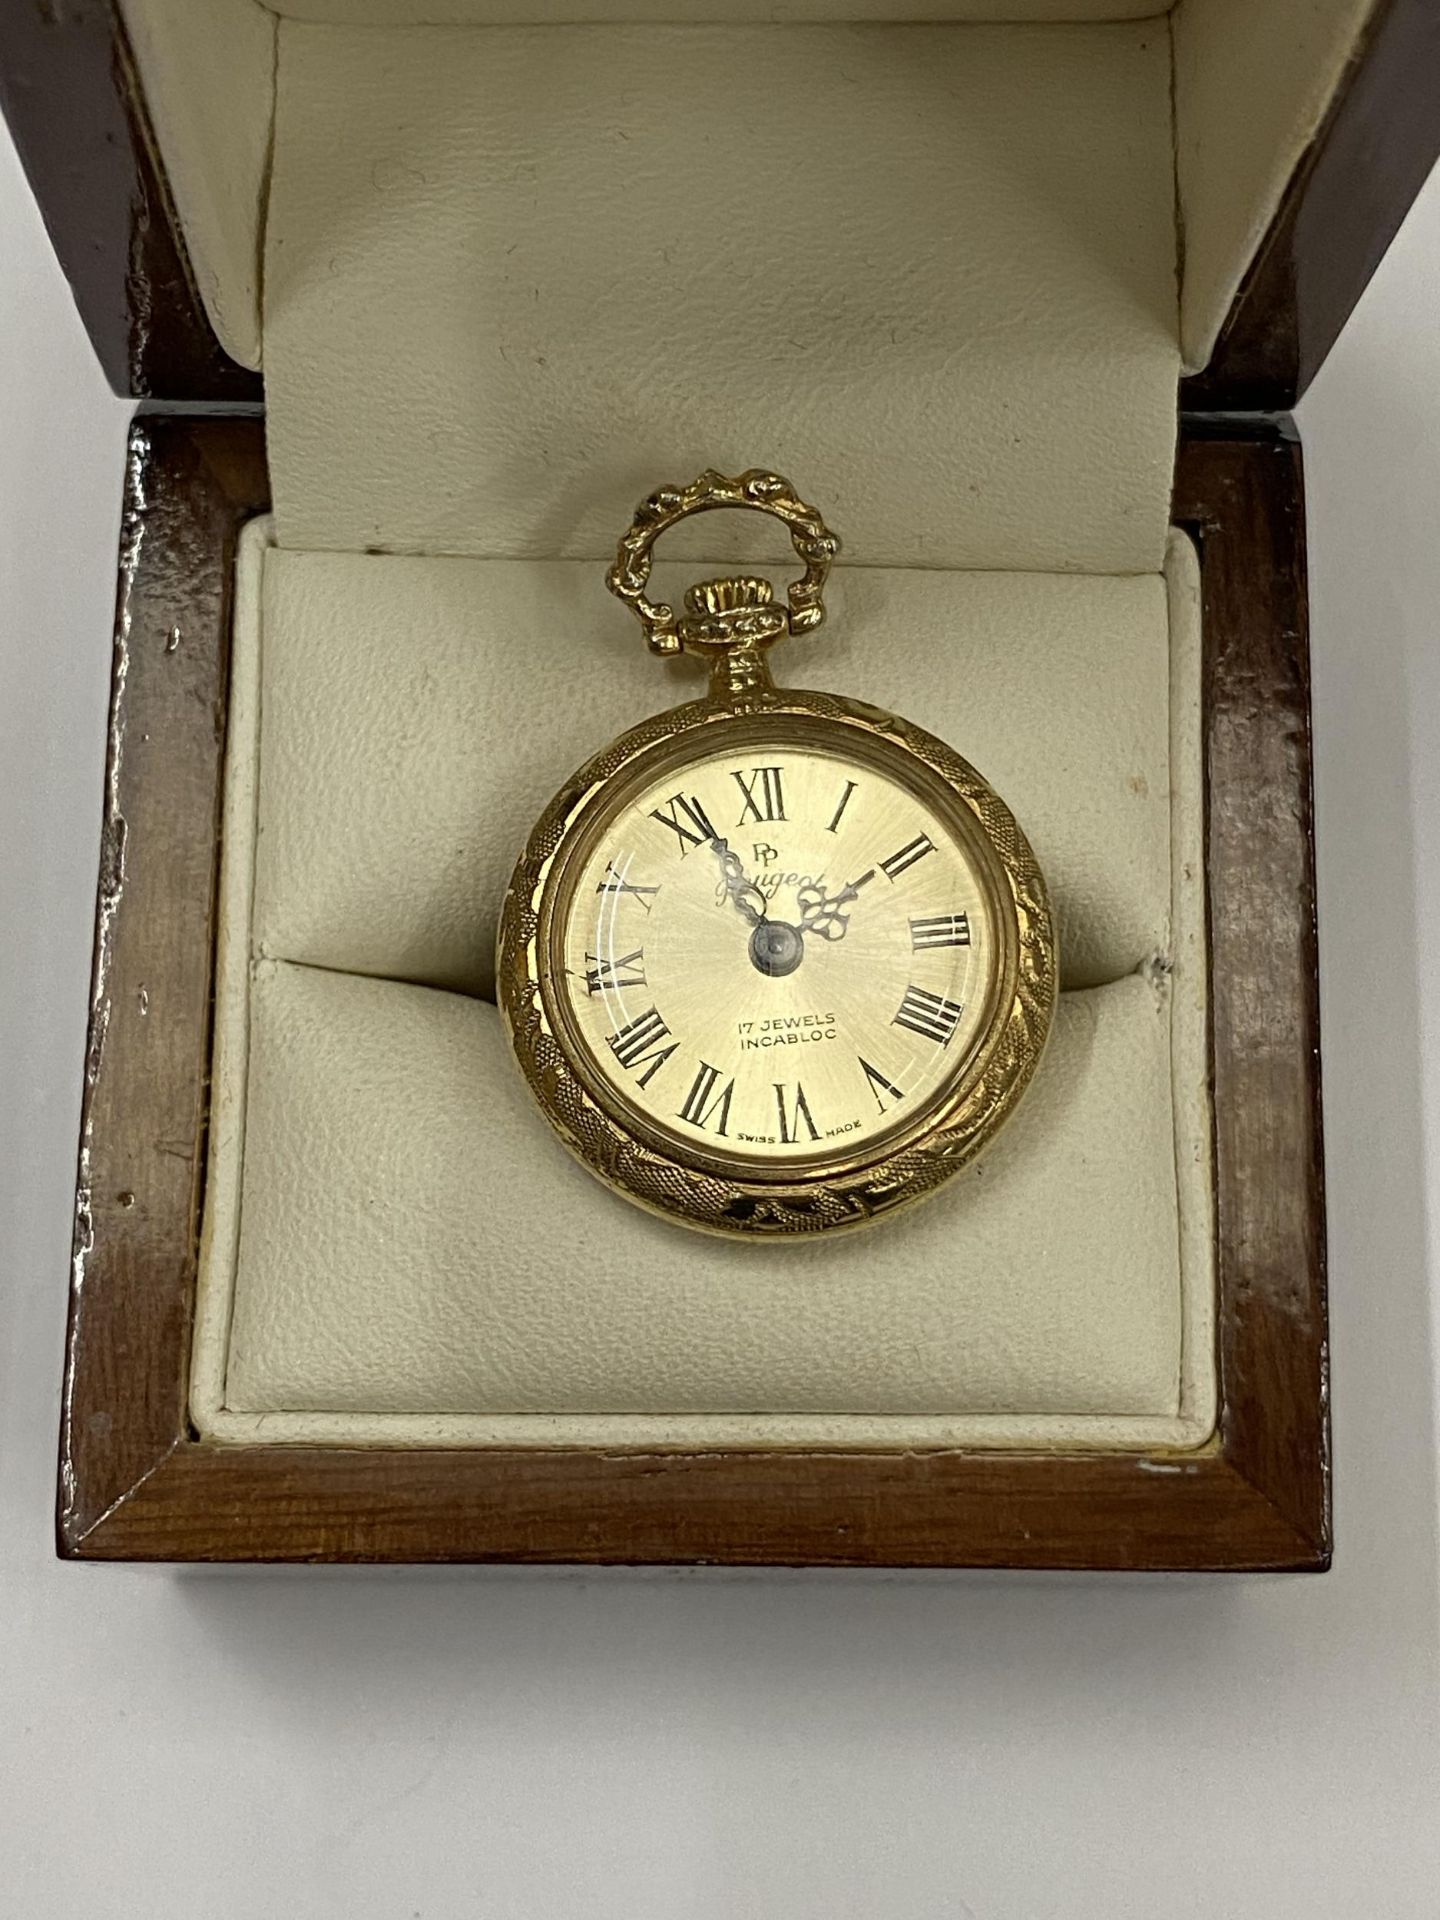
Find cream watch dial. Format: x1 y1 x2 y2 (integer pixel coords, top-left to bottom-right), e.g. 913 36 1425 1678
556 734 998 1170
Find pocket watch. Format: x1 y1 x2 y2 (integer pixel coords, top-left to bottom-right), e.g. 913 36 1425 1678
497 470 1057 1236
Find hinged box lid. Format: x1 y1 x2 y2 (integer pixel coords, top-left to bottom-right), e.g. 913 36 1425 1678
1 1 1437 420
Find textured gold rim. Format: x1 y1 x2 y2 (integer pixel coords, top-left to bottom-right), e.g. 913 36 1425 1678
497 686 1057 1237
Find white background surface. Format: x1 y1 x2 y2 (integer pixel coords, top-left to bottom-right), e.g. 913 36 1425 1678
2 108 1439 1915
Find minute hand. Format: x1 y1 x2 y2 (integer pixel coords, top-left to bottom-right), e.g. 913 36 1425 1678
797 869 875 943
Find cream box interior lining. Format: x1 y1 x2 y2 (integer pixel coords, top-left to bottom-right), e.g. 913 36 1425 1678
191 522 1214 1447
106 2 1377 1449
122 0 1379 382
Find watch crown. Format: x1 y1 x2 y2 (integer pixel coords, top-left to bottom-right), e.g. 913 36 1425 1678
676 575 789 657
683 575 774 618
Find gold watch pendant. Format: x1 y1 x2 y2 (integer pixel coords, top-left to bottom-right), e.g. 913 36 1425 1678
497 470 1057 1236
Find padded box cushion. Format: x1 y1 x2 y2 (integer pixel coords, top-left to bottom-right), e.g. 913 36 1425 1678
252 553 1174 999
189 527 1214 1449
223 959 1187 1435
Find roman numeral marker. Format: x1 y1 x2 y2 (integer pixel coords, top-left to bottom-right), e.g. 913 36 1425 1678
650 792 718 855
607 1007 676 1087
879 834 935 883
678 1061 734 1135
827 779 858 834
584 947 646 995
733 766 786 825
910 913 972 949
596 863 660 911
859 1058 905 1114
774 1081 820 1145
893 985 964 1046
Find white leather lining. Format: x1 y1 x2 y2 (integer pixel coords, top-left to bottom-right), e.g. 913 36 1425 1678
119 2 1381 393
262 19 1178 573
118 0 275 370
1174 0 1380 369
189 521 1215 1449
250 553 1174 998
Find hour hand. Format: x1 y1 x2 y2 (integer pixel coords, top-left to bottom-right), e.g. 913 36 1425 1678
709 837 768 929
798 869 874 943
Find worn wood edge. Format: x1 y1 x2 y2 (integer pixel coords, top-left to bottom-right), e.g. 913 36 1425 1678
1290 0 1440 393
1172 425 1330 1563
65 1441 1327 1572
1183 0 1440 411
56 414 270 1556
0 0 261 401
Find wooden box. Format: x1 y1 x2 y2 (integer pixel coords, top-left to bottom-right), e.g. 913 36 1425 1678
5 0 1438 1568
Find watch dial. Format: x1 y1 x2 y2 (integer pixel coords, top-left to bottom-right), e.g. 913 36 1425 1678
554 730 1000 1170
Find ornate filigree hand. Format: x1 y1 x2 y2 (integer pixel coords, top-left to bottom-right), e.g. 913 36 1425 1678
797 869 875 943
709 837 769 930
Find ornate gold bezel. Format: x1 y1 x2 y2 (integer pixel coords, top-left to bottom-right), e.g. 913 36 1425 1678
497 684 1058 1237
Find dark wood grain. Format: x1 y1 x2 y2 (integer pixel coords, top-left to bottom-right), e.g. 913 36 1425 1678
73 1445 1313 1572
1173 425 1329 1551
58 416 268 1547
1183 0 1440 411
0 0 259 402
56 416 1329 1570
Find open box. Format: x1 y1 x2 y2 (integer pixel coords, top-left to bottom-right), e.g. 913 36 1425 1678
6 0 1437 1566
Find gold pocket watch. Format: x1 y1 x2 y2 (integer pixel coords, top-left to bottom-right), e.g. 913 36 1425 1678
498 470 1057 1236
